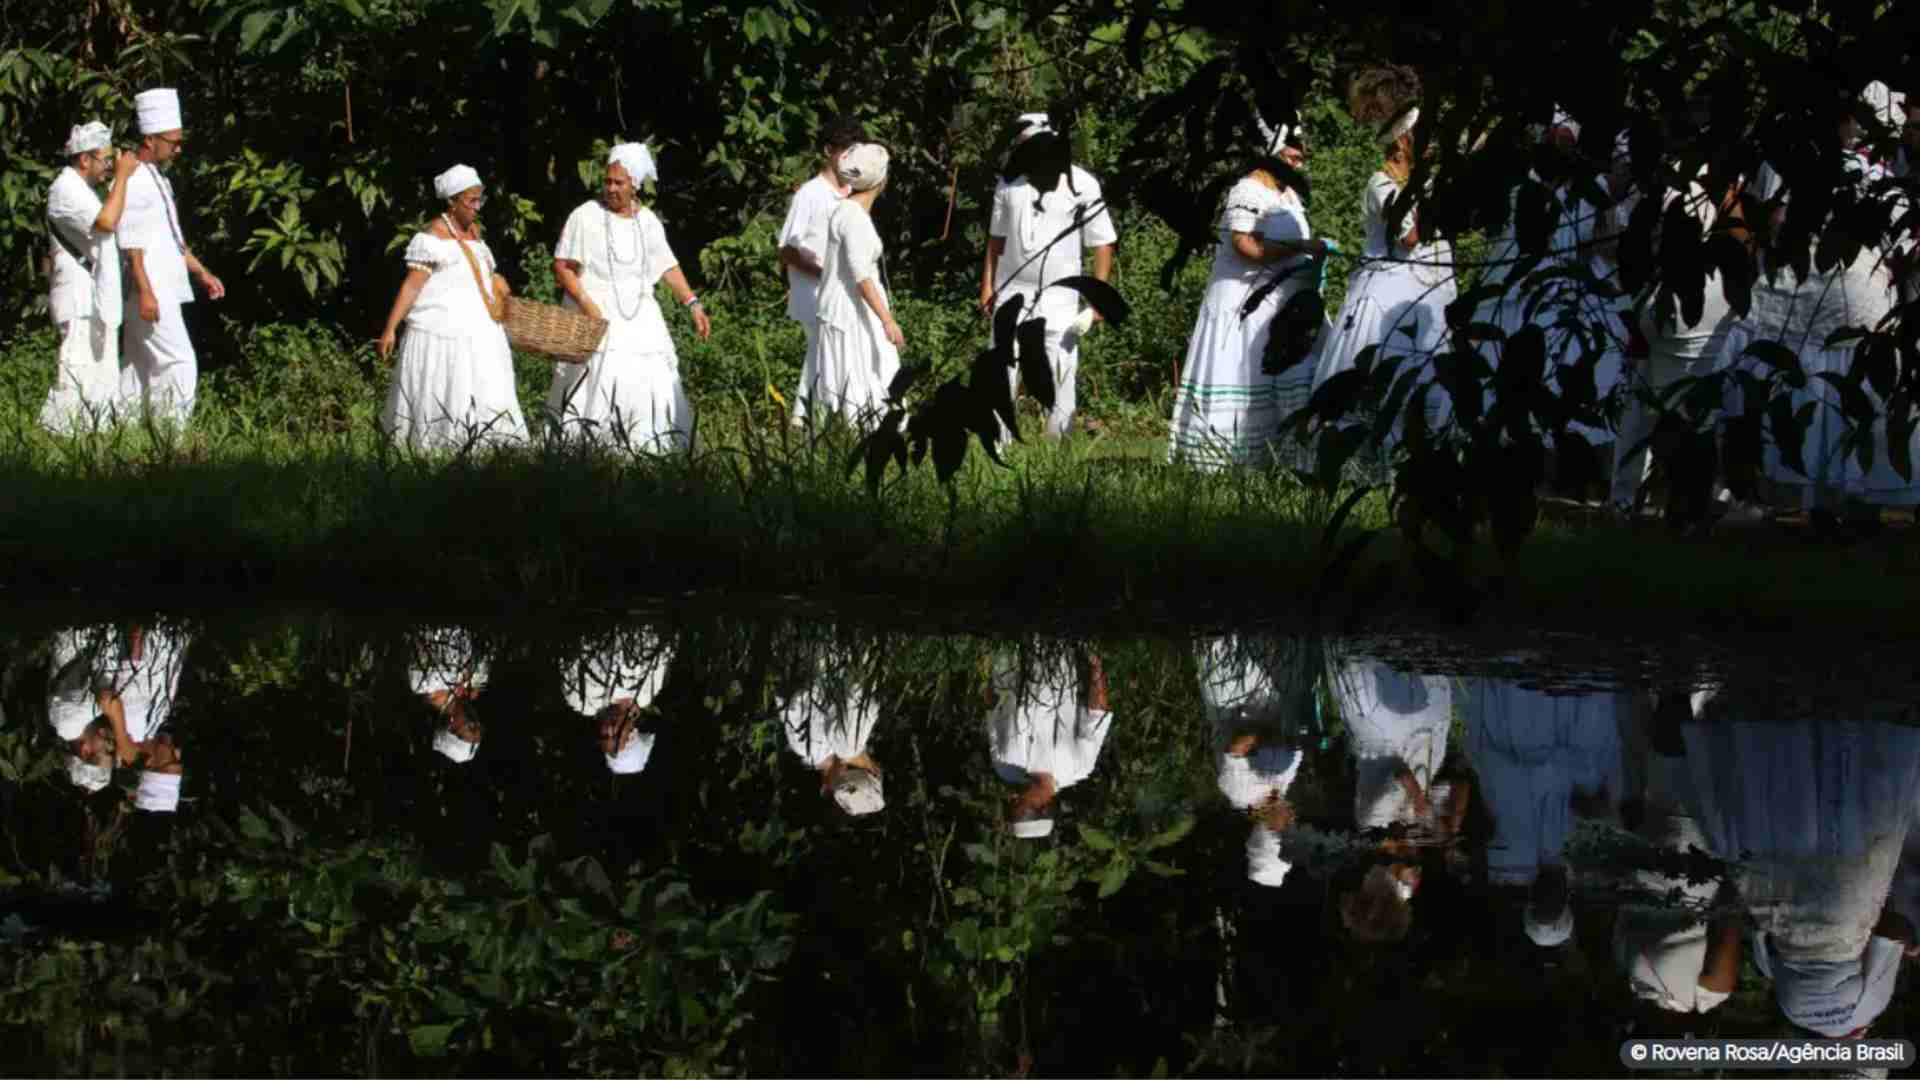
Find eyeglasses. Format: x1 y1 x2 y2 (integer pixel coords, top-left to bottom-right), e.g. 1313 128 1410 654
459 194 487 209
154 133 184 147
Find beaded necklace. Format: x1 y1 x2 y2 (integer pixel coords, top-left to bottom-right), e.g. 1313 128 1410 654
146 164 186 254
441 213 495 298
603 203 647 321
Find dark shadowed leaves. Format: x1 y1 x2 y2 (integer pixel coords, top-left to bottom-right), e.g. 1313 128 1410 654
1769 396 1811 480
1263 288 1325 376
970 347 1019 441
887 363 930 402
1016 317 1055 413
963 381 1011 467
992 293 1026 351
1707 233 1753 319
858 408 909 497
1889 390 1916 483
1742 339 1805 389
1042 275 1131 325
929 379 971 484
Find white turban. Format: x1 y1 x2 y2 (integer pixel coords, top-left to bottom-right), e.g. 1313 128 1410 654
1525 900 1575 947
605 729 656 775
1009 817 1054 839
832 765 885 816
65 121 111 157
135 770 182 813
433 164 482 202
1246 825 1291 887
607 143 657 186
433 728 480 764
49 696 94 741
838 143 889 193
1015 112 1054 143
68 757 111 792
1552 106 1582 139
135 88 182 136
1381 106 1419 147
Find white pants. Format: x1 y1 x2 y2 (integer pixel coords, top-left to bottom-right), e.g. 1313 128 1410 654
121 301 197 426
40 317 121 434
1610 349 1723 508
998 318 1082 442
789 320 823 428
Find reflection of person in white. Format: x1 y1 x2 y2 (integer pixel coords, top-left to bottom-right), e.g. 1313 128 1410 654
988 647 1113 839
1201 637 1309 887
119 88 225 426
42 122 139 434
410 627 487 765
980 113 1118 440
561 631 672 776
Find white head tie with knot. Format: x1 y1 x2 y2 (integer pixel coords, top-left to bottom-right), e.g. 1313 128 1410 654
65 121 111 157
838 143 889 193
608 143 657 186
433 164 482 202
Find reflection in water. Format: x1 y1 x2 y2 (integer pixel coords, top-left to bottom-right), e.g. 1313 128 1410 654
2 615 1918 1075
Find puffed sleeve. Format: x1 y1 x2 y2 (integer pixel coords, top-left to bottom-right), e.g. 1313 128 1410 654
403 232 443 273
641 209 679 276
554 202 593 265
989 179 1013 240
1219 178 1269 235
1369 174 1416 245
845 211 883 285
1075 169 1118 248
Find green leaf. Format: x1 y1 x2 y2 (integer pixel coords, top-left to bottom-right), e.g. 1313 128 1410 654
1096 860 1131 899
409 1022 458 1057
1141 859 1185 879
238 806 273 843
1141 814 1195 852
238 11 276 52
1078 825 1117 851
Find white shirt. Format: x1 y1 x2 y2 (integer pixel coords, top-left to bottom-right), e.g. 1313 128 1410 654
1336 659 1453 830
118 163 192 306
96 628 189 744
46 167 121 326
779 174 846 325
1208 177 1311 287
989 654 1112 790
560 634 671 716
782 679 879 767
990 165 1118 317
814 200 888 334
554 201 679 353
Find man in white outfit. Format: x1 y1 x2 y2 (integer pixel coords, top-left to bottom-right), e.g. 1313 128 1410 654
43 122 139 434
119 87 225 426
778 115 865 423
980 113 1118 439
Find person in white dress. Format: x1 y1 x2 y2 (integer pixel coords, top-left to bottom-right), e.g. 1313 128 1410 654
793 143 902 427
408 626 488 764
1200 636 1310 887
1677 685 1920 1037
42 122 138 434
1167 120 1331 469
779 114 865 420
980 113 1119 440
988 645 1113 839
548 143 710 451
561 628 672 775
781 647 885 816
377 165 529 451
93 623 191 813
48 625 116 793
119 88 226 427
1311 94 1457 448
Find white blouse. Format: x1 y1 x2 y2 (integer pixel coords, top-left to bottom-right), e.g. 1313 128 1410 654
554 201 679 354
402 231 503 340
815 201 888 334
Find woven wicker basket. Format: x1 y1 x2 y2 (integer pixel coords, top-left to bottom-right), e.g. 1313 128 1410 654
502 297 609 362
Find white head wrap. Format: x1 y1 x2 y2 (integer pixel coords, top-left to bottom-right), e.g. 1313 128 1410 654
135 770 182 813
433 728 480 764
1863 81 1904 129
433 164 482 202
1015 112 1054 143
607 143 657 186
832 765 885 816
49 696 94 741
1009 817 1054 839
1524 900 1575 946
1246 825 1291 887
68 757 111 792
837 143 889 193
606 729 656 775
1381 106 1419 147
65 121 111 157
135 89 182 135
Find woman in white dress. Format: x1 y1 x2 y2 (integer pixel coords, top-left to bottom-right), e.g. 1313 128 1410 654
1199 636 1312 887
793 143 902 428
561 628 673 775
548 143 710 451
377 165 529 452
1312 76 1457 446
1167 121 1331 470
988 643 1113 840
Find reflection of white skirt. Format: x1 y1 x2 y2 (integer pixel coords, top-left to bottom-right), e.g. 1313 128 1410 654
546 344 692 453
383 324 528 452
792 321 899 428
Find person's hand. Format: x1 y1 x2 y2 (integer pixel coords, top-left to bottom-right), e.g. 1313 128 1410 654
377 328 398 363
493 275 512 300
580 299 606 323
137 291 160 323
691 304 712 341
884 318 905 349
978 282 994 316
198 270 226 301
114 151 141 180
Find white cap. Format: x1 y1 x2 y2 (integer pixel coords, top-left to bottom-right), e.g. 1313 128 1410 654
433 164 482 201
65 121 111 156
135 88 182 136
49 697 94 741
1525 901 1575 947
68 757 111 792
605 730 656 775
837 143 889 193
607 142 657 186
1009 817 1054 839
433 728 480 764
831 766 885 816
1246 825 1291 888
135 770 182 813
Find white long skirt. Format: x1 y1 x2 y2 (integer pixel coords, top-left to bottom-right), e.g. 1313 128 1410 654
1313 259 1456 445
1167 277 1313 470
382 323 528 452
546 344 692 453
792 320 899 429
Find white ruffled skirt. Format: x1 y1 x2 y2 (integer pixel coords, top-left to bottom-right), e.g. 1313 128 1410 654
1313 258 1457 445
382 323 528 452
546 341 692 453
793 319 899 429
1167 275 1315 470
